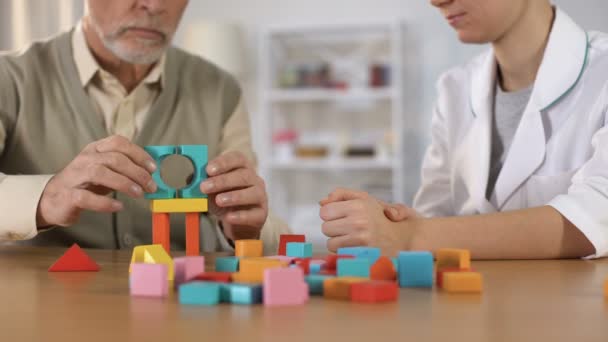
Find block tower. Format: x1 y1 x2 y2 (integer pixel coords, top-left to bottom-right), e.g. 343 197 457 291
145 145 209 256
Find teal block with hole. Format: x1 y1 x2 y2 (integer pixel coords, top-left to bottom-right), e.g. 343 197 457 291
220 283 262 304
337 258 370 278
397 251 433 288
179 281 220 306
305 275 332 295
178 145 208 199
215 256 239 273
286 242 313 258
337 247 381 264
144 145 177 199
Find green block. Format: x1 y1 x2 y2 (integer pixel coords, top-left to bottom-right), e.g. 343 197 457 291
179 282 220 306
305 275 332 295
286 242 313 258
215 257 239 273
337 258 370 278
178 145 208 199
220 283 262 304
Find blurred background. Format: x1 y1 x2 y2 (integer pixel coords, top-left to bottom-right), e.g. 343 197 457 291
1 0 607 250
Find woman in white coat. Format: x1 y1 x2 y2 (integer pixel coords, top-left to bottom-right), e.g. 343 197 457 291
319 0 608 259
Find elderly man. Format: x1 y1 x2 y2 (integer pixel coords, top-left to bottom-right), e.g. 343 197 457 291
0 0 288 253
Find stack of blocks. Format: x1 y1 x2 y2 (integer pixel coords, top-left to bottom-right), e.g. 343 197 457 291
435 249 482 293
145 145 209 257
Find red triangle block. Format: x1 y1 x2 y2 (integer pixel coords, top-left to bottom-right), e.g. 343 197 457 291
48 244 100 272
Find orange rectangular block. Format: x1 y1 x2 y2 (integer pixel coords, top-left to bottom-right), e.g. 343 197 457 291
235 240 263 258
185 213 200 256
436 248 471 270
443 272 483 293
152 213 171 254
232 258 287 283
604 278 608 298
323 277 367 300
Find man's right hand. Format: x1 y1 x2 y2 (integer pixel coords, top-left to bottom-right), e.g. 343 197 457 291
36 135 158 228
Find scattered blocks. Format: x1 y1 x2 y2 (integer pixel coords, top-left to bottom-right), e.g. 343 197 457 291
351 281 399 303
286 242 313 258
215 256 240 273
370 256 397 281
337 258 370 278
130 244 174 281
179 282 220 305
337 247 381 264
436 248 471 270
323 277 367 300
397 251 433 288
174 256 205 287
152 213 171 254
305 275 332 295
193 272 233 283
324 254 355 270
278 234 306 256
130 263 169 298
235 239 263 258
150 198 209 213
220 283 263 305
48 244 100 272
263 267 309 306
436 267 472 289
232 258 286 284
443 272 483 293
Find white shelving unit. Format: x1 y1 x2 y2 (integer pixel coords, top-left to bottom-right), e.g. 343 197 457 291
258 21 405 249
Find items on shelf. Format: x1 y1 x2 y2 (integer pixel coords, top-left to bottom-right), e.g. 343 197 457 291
278 61 390 90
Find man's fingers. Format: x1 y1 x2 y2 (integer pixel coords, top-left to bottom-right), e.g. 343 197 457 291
71 189 123 213
206 151 250 177
98 152 156 193
215 187 266 208
200 168 258 195
95 135 157 173
222 206 267 227
83 165 146 198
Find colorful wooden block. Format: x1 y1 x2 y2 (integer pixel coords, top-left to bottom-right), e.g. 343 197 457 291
150 198 209 213
351 281 399 303
337 247 381 264
278 234 306 256
215 256 240 273
370 256 397 281
309 260 325 275
174 256 205 287
391 257 399 270
286 242 313 258
152 213 171 254
177 145 208 199
323 277 367 300
337 258 370 278
220 283 263 304
319 269 337 276
436 267 472 288
130 244 174 281
130 263 168 298
397 251 433 288
436 248 471 270
235 239 263 258
263 267 309 306
144 145 178 200
48 244 100 272
443 272 483 293
179 282 220 305
193 272 233 283
305 275 332 295
324 254 355 270
185 212 200 256
294 258 311 275
232 258 286 284
266 255 297 264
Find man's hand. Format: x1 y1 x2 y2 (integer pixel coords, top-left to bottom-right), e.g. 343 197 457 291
200 151 268 241
36 135 158 227
319 188 419 255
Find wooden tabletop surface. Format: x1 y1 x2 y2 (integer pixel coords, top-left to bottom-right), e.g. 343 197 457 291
0 246 607 342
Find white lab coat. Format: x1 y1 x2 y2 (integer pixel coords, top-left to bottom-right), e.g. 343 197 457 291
413 8 608 258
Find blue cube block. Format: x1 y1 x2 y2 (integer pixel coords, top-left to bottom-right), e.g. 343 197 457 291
179 282 220 305
337 247 381 264
286 242 313 258
220 283 262 305
397 251 434 288
337 258 370 278
309 263 322 275
215 256 239 273
305 275 332 295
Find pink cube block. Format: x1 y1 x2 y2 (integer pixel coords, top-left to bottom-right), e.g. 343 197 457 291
174 256 205 286
130 263 168 298
266 255 297 264
263 267 309 307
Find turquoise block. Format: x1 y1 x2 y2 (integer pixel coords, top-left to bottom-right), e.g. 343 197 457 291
144 145 177 199
392 257 399 271
337 258 370 278
286 242 313 258
179 282 220 305
309 263 322 275
398 251 433 288
220 283 262 304
305 275 332 295
337 247 381 264
215 257 239 273
178 145 208 199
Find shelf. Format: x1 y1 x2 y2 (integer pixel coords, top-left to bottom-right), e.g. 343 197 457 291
268 88 393 103
269 158 395 171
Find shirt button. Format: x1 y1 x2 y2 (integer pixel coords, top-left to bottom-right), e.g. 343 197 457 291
123 234 133 246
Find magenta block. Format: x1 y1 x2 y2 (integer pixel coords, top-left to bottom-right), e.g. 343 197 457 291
263 267 309 307
174 256 205 287
130 263 168 298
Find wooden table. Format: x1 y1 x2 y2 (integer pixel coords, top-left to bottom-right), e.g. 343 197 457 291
0 247 607 342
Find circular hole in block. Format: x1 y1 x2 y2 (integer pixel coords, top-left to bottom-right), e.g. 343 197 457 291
160 154 195 190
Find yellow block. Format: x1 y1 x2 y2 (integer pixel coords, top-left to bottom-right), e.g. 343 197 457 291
443 272 483 293
232 258 287 283
129 244 174 280
150 198 208 213
436 248 471 270
235 239 263 258
323 277 368 300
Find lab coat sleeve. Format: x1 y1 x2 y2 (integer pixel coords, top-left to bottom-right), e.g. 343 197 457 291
549 91 608 259
413 78 455 218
